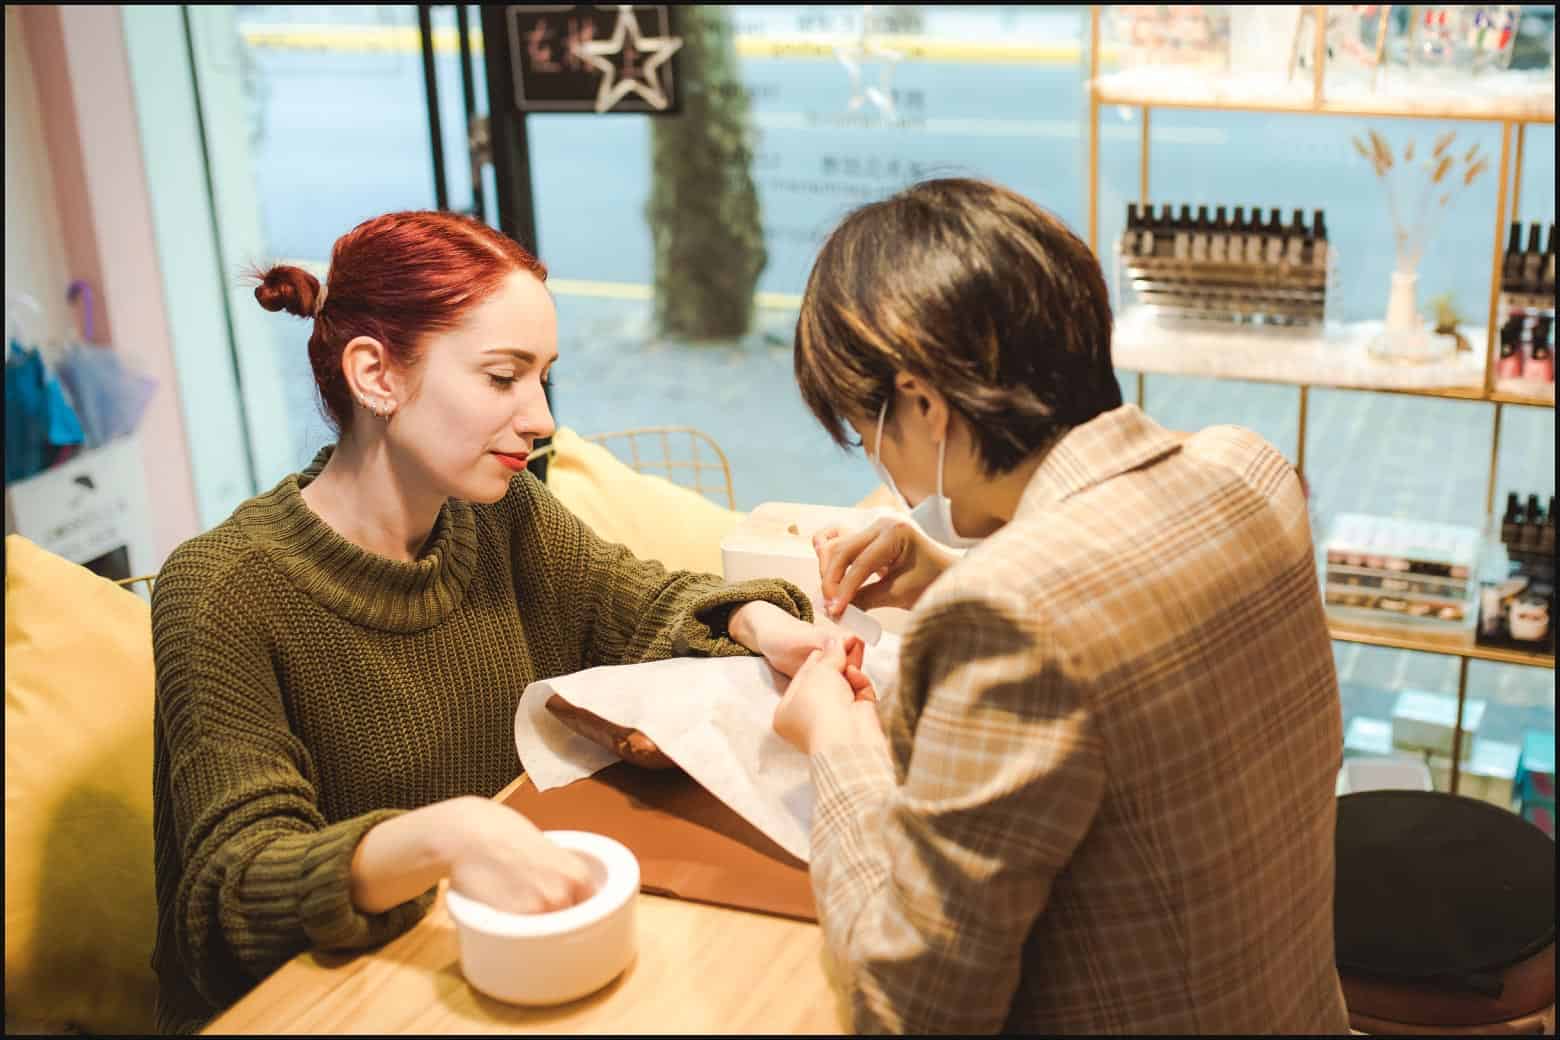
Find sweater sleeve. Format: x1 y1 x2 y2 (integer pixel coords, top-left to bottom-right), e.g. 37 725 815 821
151 554 435 1010
513 473 812 669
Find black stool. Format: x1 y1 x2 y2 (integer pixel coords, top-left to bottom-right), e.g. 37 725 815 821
1335 790 1555 1034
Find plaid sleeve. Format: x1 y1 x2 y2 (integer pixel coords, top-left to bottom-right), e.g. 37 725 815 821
808 589 1106 1035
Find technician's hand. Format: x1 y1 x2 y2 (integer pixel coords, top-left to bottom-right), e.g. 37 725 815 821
813 517 956 619
730 600 865 680
773 637 879 757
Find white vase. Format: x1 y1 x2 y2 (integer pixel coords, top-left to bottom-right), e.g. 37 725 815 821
1385 270 1420 332
1369 267 1454 364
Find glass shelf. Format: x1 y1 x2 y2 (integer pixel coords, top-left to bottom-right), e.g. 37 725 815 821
1091 70 1557 124
1328 618 1555 670
1113 307 1556 408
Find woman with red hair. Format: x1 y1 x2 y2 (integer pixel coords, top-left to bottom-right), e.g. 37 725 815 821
147 210 828 1033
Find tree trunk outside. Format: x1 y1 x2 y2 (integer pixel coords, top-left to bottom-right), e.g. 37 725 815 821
646 5 767 341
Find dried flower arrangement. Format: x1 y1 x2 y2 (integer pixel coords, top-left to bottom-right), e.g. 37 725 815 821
1426 290 1474 351
1352 128 1490 274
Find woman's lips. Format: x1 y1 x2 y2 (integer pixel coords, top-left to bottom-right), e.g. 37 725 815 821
492 451 529 471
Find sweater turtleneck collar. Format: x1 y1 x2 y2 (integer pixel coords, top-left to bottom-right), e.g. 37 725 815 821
237 445 480 633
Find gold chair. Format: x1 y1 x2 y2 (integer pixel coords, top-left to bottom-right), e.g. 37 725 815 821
537 426 736 510
115 575 156 600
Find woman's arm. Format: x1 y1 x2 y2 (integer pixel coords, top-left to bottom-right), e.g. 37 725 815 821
152 565 436 1008
804 590 1106 1034
155 558 592 1008
510 473 813 670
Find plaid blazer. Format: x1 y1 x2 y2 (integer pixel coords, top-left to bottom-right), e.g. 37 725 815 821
810 404 1348 1034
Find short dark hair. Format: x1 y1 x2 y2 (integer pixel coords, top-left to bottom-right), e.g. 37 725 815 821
794 178 1121 474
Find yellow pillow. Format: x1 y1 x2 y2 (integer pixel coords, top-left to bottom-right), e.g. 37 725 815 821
546 427 745 575
4 535 158 1035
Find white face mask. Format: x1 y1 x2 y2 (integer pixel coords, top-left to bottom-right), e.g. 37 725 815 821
869 399 983 550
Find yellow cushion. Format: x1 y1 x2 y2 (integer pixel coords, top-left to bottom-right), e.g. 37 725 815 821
4 535 158 1035
546 427 745 575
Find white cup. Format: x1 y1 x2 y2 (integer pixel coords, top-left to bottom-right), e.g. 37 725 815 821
445 831 640 1006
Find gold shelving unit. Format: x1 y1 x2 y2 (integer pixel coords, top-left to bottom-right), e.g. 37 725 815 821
1086 6 1557 795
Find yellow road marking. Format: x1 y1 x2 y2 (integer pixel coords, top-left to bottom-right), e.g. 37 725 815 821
237 25 1109 65
281 265 804 311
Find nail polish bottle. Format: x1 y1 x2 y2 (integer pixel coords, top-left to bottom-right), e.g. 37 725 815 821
1311 210 1329 269
1211 206 1230 262
1158 204 1176 259
1191 205 1211 262
1243 208 1259 265
1523 223 1543 293
1502 492 1523 547
1174 204 1192 260
1542 497 1557 556
1264 208 1285 265
1286 209 1307 266
1520 494 1544 553
1126 203 1142 257
1543 225 1555 295
1519 495 1544 554
1529 316 1554 383
1497 316 1524 380
1503 221 1523 294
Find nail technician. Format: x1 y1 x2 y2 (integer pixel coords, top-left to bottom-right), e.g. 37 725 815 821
773 178 1349 1034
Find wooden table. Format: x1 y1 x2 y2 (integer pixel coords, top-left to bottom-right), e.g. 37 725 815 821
204 776 848 1034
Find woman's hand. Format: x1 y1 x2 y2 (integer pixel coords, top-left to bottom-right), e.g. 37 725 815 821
773 637 881 757
813 517 956 620
443 797 597 914
351 796 596 916
729 600 865 680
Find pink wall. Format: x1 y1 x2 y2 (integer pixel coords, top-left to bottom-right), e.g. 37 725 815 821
19 6 200 565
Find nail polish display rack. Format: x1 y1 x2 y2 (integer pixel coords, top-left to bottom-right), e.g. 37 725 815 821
1116 203 1334 327
1494 221 1558 394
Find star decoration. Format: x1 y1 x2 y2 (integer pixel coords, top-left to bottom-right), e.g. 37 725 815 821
573 5 683 114
833 5 902 120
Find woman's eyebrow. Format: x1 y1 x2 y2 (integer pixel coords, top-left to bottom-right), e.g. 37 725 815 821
480 347 552 364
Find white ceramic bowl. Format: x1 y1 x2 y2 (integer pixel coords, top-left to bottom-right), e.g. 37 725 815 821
445 830 640 1006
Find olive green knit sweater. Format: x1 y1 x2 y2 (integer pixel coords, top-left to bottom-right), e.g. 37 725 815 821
149 447 809 1033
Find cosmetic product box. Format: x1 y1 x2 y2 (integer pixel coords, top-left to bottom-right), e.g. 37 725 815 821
1521 803 1555 838
1515 730 1555 811
1345 716 1422 761
1343 716 1519 808
1427 737 1522 810
1513 728 1557 837
1390 689 1486 761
